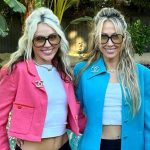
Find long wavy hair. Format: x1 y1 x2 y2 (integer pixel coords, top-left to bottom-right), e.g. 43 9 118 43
4 7 72 82
77 8 141 116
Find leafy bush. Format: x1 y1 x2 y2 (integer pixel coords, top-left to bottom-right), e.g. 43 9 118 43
128 19 150 55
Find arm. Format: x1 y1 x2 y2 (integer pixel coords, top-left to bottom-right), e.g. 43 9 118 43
0 68 17 150
144 67 150 150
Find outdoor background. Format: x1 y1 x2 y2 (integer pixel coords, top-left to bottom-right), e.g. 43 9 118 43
0 0 150 150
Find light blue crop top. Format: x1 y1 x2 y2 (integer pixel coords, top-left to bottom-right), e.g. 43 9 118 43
102 83 122 125
35 64 67 138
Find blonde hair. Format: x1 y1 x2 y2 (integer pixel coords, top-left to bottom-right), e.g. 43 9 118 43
78 8 141 116
4 7 72 81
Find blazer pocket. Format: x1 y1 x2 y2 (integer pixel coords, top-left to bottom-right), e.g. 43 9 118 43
9 103 35 134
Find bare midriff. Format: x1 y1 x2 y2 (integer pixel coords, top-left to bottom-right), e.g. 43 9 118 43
102 125 121 139
21 133 68 150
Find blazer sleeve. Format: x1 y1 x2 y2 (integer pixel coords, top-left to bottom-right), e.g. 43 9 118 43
0 68 17 150
144 67 150 150
74 62 87 133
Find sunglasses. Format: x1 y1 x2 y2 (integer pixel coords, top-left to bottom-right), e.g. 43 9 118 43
101 34 124 44
33 33 61 48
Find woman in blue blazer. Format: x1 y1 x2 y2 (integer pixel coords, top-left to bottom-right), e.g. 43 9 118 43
74 8 150 150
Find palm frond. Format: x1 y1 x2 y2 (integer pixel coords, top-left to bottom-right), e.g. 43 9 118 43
70 16 93 24
0 14 9 37
4 0 26 13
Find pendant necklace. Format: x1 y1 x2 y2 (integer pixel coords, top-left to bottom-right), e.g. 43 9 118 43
34 61 53 71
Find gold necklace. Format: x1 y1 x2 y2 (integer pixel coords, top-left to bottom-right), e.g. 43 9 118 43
34 61 53 71
107 69 116 73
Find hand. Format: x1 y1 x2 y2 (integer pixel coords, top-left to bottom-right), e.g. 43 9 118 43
16 139 24 148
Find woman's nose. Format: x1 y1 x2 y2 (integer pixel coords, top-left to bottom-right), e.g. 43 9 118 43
44 40 52 47
107 38 114 46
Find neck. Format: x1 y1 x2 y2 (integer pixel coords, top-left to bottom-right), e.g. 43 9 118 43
34 59 52 65
34 60 53 71
104 59 118 72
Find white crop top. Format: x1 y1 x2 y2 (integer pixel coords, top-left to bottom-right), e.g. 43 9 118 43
102 83 122 125
35 65 67 138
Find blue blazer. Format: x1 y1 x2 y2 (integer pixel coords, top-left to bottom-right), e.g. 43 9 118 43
74 58 150 150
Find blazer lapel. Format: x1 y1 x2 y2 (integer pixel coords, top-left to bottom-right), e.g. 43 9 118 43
26 60 46 92
87 58 107 79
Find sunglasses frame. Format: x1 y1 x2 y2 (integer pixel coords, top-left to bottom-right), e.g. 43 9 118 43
101 34 124 44
33 33 61 48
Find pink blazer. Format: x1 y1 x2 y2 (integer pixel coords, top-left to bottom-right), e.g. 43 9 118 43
0 60 86 150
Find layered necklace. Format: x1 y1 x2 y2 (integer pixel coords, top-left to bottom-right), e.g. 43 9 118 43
34 61 53 71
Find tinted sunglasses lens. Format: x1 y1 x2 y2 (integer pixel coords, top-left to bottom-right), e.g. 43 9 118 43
101 35 109 44
33 36 45 47
112 34 123 44
48 34 60 45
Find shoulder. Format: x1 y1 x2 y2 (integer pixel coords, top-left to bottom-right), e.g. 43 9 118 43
0 61 28 77
74 61 87 76
136 63 150 75
136 63 150 86
0 67 9 79
74 58 106 74
10 61 28 77
15 61 27 69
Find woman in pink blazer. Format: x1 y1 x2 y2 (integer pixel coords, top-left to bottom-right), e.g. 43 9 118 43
0 7 86 150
